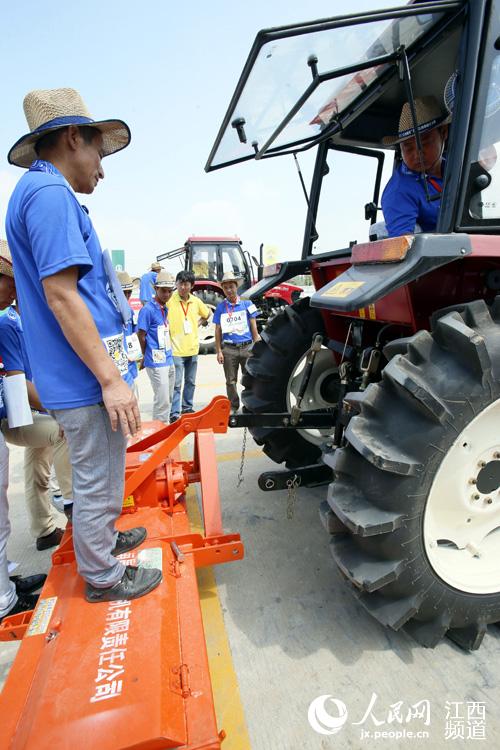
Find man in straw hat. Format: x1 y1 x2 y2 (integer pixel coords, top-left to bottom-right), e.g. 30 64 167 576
140 262 163 307
117 271 141 400
213 272 260 413
381 95 450 237
137 272 176 422
0 242 47 624
5 88 161 603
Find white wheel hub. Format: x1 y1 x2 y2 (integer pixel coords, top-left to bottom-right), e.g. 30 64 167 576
286 348 338 446
424 398 500 594
198 306 216 347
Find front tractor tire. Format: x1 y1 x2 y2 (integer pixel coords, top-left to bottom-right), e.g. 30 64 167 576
324 298 500 650
242 297 339 468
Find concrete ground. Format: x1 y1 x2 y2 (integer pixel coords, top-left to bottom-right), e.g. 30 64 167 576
1 355 500 749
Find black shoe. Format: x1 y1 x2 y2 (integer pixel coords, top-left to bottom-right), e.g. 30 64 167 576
111 527 147 556
169 415 179 423
0 593 39 623
85 565 162 603
36 527 64 551
181 408 195 414
10 574 46 594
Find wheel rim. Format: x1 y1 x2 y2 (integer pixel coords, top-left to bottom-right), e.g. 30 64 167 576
286 348 338 446
198 305 216 347
424 398 500 594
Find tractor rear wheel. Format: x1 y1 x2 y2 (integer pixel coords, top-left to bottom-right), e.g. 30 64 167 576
195 289 224 355
323 298 500 650
242 297 339 468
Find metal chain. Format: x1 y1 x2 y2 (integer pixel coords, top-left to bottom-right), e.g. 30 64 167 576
286 474 300 520
237 427 247 488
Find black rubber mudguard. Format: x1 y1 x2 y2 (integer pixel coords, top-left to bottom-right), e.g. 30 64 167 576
310 233 472 313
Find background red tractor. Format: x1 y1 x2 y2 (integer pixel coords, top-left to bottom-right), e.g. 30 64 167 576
206 0 500 650
157 236 302 353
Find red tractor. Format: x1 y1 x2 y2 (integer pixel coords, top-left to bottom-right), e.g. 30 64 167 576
157 236 302 353
206 0 500 650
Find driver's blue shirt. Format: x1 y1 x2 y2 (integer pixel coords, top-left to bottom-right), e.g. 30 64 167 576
6 160 125 410
381 162 443 237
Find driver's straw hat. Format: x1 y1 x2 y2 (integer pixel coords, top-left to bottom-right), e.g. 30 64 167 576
117 271 134 290
154 271 175 288
151 262 163 271
0 240 14 278
382 95 451 145
8 87 131 169
220 271 243 285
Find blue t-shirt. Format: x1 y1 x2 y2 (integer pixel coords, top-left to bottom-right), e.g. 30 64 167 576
213 297 258 344
137 299 174 368
381 162 443 237
5 160 126 409
0 308 32 380
140 271 157 303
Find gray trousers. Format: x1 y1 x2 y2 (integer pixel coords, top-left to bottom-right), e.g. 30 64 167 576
146 364 175 423
52 404 125 588
222 343 252 410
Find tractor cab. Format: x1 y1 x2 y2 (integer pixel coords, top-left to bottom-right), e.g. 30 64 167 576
206 0 500 273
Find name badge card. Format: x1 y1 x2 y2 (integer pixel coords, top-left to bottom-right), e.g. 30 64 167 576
183 319 193 335
102 334 128 376
126 333 142 362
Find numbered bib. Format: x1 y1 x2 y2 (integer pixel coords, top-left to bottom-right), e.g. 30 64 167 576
102 334 128 376
126 333 142 362
220 311 249 336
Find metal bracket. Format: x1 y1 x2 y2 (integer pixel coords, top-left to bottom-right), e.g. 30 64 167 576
258 463 333 492
229 411 335 429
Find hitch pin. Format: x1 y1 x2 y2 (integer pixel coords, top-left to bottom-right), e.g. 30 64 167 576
170 541 185 562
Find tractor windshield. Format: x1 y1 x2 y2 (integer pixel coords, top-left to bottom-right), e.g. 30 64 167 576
206 3 461 171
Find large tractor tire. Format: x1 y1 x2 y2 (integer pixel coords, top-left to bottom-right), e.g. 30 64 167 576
195 289 224 355
242 297 339 468
323 298 500 650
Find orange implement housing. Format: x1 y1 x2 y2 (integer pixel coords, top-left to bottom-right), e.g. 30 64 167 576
0 397 242 750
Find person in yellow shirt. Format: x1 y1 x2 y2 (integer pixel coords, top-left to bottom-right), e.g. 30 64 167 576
167 271 210 421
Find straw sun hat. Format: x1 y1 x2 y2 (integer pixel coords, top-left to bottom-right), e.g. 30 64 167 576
117 271 134 290
0 240 14 279
154 271 175 288
151 262 163 272
382 95 451 146
8 88 131 168
220 271 243 285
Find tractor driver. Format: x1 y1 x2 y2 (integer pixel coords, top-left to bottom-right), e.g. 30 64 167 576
381 96 450 237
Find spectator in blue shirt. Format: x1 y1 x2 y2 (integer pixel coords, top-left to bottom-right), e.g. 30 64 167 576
137 271 175 423
140 262 162 306
117 271 141 399
0 242 46 624
6 87 161 604
381 96 450 237
214 272 260 413
0 304 74 547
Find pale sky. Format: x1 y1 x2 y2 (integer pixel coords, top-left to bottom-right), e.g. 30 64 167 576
0 0 405 276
